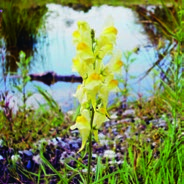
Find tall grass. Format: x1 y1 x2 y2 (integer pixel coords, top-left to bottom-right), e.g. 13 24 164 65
1 1 47 49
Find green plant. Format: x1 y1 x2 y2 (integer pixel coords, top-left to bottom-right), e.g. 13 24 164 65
0 52 65 149
70 20 123 183
116 3 183 183
159 4 183 126
16 51 32 120
117 50 136 109
135 0 183 87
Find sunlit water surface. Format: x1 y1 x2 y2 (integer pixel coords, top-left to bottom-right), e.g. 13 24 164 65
1 4 156 112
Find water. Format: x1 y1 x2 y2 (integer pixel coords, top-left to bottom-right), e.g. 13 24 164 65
0 4 157 112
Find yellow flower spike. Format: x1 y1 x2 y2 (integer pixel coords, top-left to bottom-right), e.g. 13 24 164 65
98 78 119 107
71 20 123 154
87 91 97 110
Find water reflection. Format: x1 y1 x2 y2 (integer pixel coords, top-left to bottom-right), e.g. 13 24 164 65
1 3 158 111
134 5 180 84
32 4 150 75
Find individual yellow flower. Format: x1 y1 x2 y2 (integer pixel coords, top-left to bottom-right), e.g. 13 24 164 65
76 42 95 63
73 21 92 46
97 25 118 51
109 79 119 90
93 107 109 130
96 43 113 59
72 56 95 79
70 109 91 153
74 84 88 106
98 79 119 108
85 72 103 91
106 50 123 73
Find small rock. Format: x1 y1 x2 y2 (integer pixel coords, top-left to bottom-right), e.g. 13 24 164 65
124 126 131 138
105 122 111 128
18 150 23 155
55 137 62 142
117 118 132 124
117 160 124 165
111 121 116 126
122 109 135 117
69 141 79 150
104 150 116 159
35 138 48 149
109 160 117 164
70 130 79 136
58 140 69 150
33 154 42 165
110 113 118 119
149 119 159 125
23 150 33 159
67 110 74 116
115 135 124 140
92 154 97 159
98 133 106 139
158 119 166 128
11 154 21 162
82 168 87 173
49 138 58 146
99 133 109 146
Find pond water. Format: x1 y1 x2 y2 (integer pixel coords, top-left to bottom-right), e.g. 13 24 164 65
0 4 157 112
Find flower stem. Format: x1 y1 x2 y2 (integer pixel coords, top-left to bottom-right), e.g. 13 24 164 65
87 107 95 184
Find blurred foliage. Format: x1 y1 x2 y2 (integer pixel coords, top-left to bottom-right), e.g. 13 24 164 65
0 1 48 74
1 2 47 49
0 53 66 150
0 106 65 150
134 1 183 88
134 0 183 45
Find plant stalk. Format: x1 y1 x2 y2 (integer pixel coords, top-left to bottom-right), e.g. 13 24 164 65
87 107 95 184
